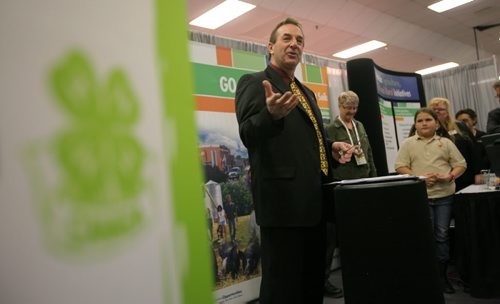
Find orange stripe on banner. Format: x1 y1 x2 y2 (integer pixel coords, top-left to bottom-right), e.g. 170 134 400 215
318 100 329 108
301 63 307 82
306 82 330 109
216 47 232 67
196 95 235 113
321 67 328 85
395 117 404 121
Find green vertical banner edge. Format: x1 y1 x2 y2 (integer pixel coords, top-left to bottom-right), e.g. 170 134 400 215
156 0 214 303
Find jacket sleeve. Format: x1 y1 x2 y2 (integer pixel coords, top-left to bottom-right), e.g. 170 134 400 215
235 73 284 149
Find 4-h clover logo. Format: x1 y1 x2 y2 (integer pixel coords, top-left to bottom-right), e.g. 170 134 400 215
27 50 148 257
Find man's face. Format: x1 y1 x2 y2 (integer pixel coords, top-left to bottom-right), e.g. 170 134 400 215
339 104 358 122
268 24 304 73
456 113 474 130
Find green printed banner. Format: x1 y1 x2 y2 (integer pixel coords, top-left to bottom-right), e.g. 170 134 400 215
394 107 418 117
232 49 266 71
192 63 253 98
321 108 330 118
305 64 322 84
379 101 394 116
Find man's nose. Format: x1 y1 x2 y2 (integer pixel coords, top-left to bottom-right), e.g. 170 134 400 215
289 38 299 47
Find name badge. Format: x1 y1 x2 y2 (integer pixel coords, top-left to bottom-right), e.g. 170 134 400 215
354 148 367 165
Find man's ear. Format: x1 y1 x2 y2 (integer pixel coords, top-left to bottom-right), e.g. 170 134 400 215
267 42 274 55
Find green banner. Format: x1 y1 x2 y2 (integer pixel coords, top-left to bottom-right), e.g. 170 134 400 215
192 63 253 98
394 107 418 117
378 100 394 116
232 49 266 71
306 64 322 84
157 1 214 303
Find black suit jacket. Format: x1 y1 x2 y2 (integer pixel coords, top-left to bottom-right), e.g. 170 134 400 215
235 66 335 227
487 107 500 134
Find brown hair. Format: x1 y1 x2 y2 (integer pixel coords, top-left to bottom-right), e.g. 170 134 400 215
269 17 303 43
414 107 438 123
409 107 450 139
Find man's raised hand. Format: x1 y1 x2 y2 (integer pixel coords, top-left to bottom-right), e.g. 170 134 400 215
263 80 299 120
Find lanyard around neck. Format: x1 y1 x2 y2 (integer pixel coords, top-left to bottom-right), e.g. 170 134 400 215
338 116 361 146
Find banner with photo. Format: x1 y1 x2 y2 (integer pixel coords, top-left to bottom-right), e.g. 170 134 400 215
190 41 331 303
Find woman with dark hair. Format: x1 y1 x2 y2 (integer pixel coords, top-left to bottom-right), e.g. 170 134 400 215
455 108 486 139
456 108 489 170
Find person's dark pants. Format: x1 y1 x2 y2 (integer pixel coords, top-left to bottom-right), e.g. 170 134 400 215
324 222 337 279
259 222 327 304
228 218 236 241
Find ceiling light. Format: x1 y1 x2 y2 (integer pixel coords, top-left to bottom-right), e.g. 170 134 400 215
189 0 256 30
427 0 474 13
332 40 387 59
415 62 459 75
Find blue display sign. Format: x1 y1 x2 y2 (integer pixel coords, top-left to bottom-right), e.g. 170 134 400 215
375 68 420 101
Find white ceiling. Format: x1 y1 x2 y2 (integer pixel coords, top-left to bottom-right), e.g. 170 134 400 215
187 0 500 73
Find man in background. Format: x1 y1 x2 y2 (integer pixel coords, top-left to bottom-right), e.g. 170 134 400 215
486 80 500 134
224 194 238 242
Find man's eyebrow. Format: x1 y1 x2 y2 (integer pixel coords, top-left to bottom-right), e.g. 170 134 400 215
282 33 303 38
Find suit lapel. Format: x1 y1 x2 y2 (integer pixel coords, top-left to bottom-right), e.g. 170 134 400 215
265 66 290 94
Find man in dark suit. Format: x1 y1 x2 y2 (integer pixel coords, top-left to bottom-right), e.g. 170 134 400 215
235 17 353 304
486 80 500 134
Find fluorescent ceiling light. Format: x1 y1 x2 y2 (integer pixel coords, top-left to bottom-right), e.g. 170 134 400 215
189 0 256 30
415 62 459 75
427 0 474 13
332 40 387 59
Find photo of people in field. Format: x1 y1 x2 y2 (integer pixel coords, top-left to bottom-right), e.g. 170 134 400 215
197 111 261 290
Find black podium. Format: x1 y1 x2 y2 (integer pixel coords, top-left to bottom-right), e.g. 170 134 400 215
334 178 444 304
